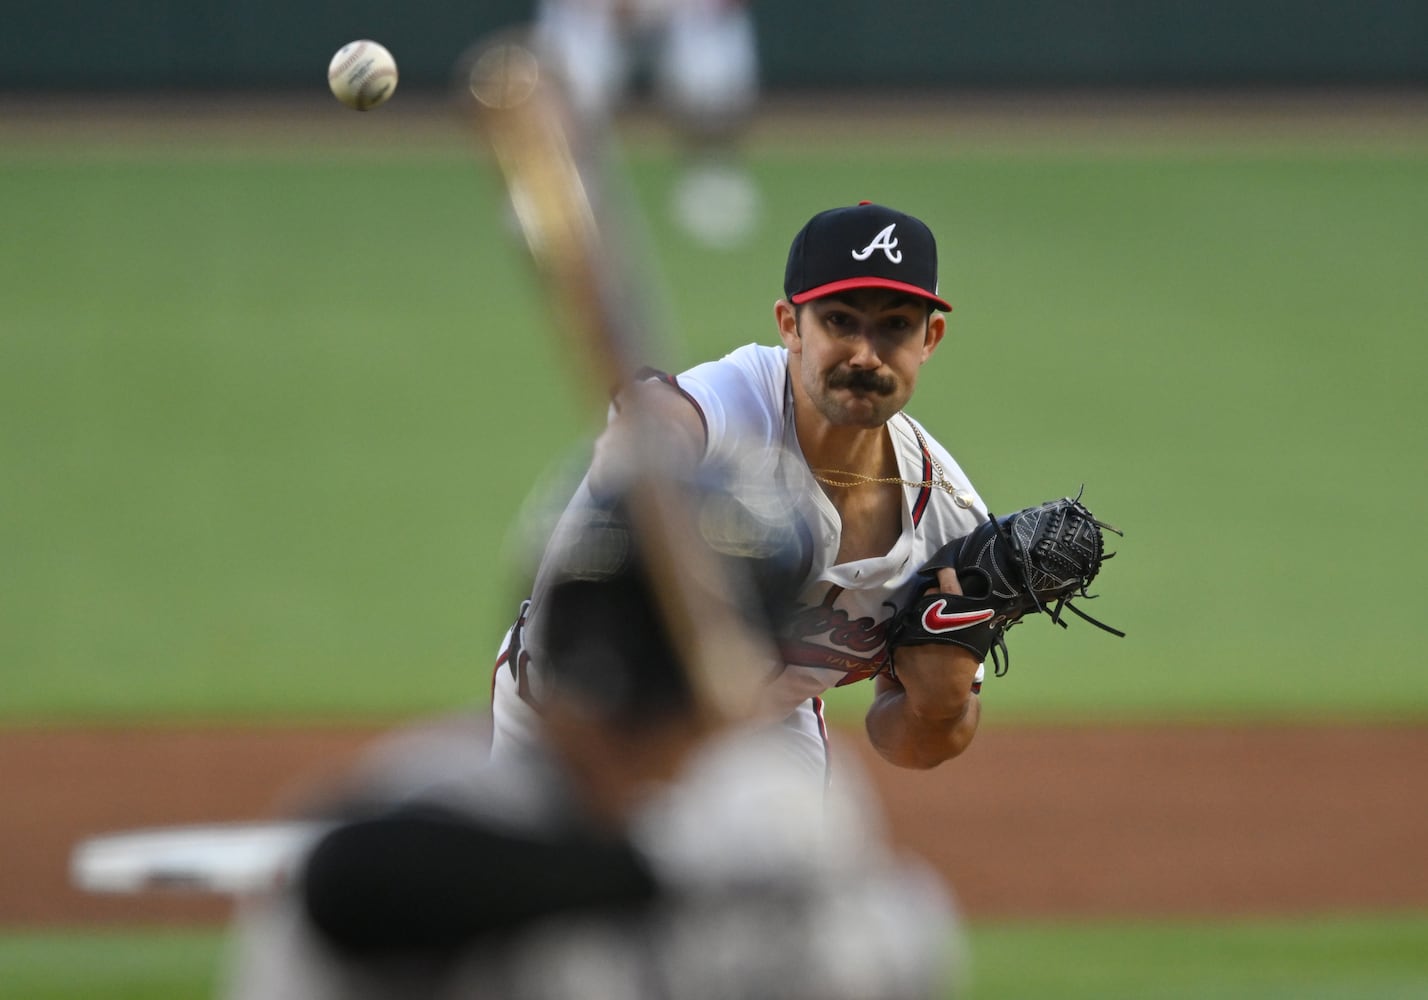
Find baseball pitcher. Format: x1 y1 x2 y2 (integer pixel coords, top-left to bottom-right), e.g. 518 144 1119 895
491 201 1120 782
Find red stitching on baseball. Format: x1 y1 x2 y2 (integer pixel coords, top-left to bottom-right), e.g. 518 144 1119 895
331 42 368 79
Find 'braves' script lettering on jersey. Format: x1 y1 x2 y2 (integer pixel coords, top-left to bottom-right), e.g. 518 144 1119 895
783 601 888 655
778 638 887 686
851 224 902 264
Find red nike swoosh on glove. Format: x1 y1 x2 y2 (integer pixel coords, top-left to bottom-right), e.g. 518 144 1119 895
921 601 995 633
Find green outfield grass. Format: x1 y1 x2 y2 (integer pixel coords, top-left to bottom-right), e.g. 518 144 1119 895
2 115 1426 722
963 914 1428 1000
6 915 1428 999
0 929 223 1000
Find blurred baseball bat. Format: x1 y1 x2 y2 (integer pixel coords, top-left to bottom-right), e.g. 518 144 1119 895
458 33 772 724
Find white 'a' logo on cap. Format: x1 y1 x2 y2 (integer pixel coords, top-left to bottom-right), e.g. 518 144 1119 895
851 224 902 264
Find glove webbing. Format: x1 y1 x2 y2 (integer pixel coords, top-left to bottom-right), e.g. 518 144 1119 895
1000 497 1126 639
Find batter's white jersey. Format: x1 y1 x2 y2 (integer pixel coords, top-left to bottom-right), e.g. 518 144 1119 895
491 343 988 780
222 716 961 1000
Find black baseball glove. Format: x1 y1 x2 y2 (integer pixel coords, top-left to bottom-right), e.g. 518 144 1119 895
887 492 1123 679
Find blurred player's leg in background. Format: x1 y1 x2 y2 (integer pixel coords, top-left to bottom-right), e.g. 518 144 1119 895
657 0 762 248
533 0 763 249
532 0 628 125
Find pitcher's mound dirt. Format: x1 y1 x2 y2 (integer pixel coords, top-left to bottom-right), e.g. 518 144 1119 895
3 723 1426 925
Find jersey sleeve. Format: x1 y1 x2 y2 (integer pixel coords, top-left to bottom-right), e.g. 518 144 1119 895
672 344 788 468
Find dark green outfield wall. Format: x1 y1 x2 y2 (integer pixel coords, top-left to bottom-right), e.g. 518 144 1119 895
5 1 1426 90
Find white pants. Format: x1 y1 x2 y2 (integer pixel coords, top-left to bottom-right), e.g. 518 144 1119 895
534 0 758 127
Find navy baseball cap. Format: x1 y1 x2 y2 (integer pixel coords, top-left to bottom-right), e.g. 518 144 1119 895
783 201 952 312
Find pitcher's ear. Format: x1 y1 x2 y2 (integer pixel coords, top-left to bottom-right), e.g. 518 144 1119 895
775 299 801 347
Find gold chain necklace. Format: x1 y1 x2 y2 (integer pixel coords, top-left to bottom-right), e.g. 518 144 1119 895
809 418 975 509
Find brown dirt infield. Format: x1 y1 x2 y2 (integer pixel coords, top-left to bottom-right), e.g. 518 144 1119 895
4 722 1426 926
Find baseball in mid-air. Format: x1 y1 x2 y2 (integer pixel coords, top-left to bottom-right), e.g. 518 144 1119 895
327 40 398 111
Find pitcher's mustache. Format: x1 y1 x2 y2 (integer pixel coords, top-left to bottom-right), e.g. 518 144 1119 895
828 369 894 394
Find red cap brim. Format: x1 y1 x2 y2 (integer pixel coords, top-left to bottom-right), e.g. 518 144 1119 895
791 276 952 312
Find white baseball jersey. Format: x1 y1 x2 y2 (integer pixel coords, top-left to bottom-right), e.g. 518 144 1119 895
491 343 988 781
